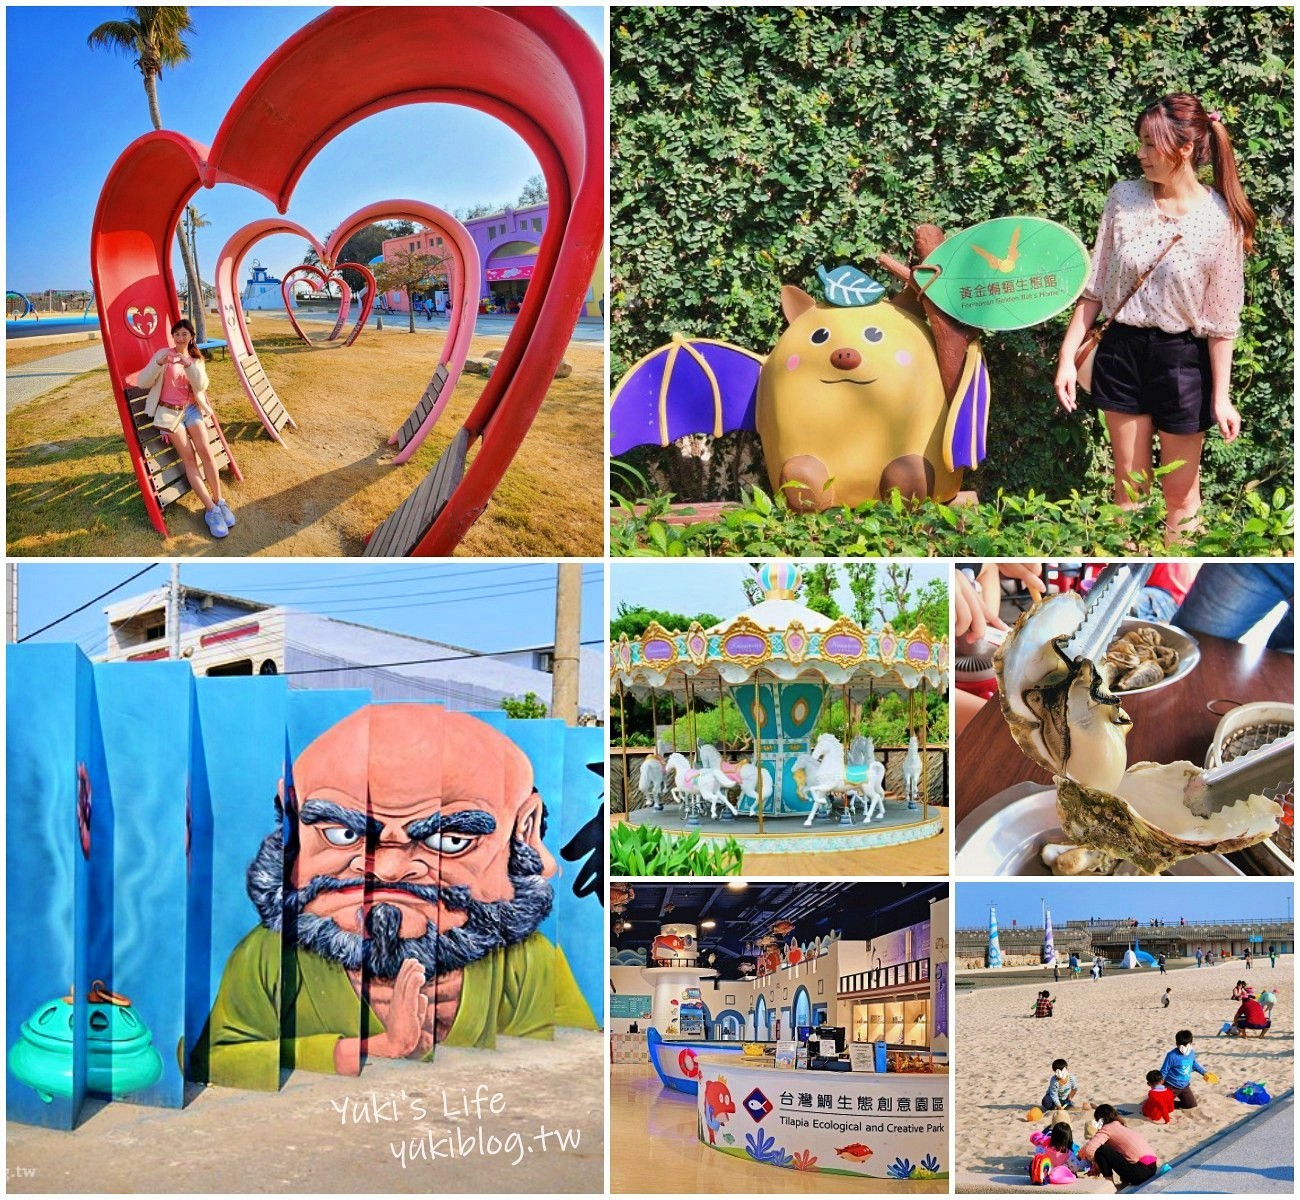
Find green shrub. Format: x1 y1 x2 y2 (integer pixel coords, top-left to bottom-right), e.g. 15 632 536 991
610 477 1294 558
609 822 745 876
612 7 1293 512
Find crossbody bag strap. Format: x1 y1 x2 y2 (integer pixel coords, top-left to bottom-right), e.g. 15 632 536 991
1094 232 1184 338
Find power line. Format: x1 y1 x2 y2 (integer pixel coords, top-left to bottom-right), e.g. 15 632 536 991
274 637 606 677
18 565 159 643
213 563 603 596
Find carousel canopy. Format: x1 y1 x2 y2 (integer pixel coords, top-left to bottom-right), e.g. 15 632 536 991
610 563 947 699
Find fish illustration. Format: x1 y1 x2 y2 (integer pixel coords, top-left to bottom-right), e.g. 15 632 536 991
836 1143 875 1163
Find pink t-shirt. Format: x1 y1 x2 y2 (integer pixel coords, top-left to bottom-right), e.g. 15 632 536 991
1081 1121 1158 1166
158 354 194 408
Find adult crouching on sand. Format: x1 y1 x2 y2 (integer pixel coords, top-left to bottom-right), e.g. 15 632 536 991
1078 1104 1160 1190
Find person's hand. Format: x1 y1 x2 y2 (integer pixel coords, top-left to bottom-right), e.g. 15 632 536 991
996 562 1046 600
153 348 170 365
1054 359 1078 414
1213 399 1241 443
370 959 429 1058
955 571 1009 642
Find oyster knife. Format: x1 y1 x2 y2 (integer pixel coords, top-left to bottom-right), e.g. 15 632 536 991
1184 732 1295 818
1058 562 1156 667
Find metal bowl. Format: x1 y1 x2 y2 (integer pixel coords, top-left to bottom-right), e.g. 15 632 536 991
954 784 1242 877
1106 619 1200 696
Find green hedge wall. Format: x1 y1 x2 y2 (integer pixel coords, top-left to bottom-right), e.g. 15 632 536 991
611 6 1293 506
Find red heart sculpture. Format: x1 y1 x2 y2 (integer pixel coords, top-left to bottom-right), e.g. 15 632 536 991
90 6 603 554
216 204 473 454
280 263 352 345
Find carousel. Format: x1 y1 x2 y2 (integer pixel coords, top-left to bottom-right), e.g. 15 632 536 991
611 563 948 854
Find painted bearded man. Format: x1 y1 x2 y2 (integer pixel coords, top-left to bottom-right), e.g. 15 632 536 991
193 705 595 1082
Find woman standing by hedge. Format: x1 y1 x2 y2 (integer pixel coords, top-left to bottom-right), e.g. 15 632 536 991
1055 93 1255 544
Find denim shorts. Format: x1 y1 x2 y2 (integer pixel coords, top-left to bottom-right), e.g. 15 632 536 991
182 402 205 427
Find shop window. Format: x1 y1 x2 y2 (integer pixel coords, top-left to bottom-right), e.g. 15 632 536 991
206 659 253 676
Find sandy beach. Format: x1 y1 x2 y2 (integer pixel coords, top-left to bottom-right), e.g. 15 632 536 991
955 956 1293 1191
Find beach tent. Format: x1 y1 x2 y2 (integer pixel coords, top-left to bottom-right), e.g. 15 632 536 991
1120 948 1139 969
987 906 1003 969
1042 909 1055 965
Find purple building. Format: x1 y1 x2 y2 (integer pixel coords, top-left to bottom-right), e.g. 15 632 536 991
380 201 603 317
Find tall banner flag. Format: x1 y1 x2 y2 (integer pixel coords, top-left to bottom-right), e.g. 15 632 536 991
987 906 1003 969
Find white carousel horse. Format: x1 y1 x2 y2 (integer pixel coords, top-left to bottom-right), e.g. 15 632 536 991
901 734 923 810
734 762 774 815
793 733 855 826
846 734 887 823
637 753 672 811
697 744 773 817
664 752 738 820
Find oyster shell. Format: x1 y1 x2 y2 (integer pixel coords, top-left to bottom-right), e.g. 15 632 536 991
996 592 1283 874
994 593 1131 792
1103 627 1180 691
1041 842 1117 875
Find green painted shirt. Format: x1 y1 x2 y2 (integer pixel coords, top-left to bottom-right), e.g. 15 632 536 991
190 926 596 1089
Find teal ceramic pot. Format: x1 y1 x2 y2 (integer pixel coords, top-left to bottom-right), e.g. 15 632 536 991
9 995 163 1102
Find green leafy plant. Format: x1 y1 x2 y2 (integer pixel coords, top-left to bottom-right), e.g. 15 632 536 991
501 691 549 719
610 822 745 876
612 7 1293 522
610 479 1293 558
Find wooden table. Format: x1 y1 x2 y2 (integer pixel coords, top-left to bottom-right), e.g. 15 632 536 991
956 631 1293 823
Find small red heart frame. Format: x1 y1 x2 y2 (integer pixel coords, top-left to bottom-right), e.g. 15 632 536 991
280 264 351 345
91 6 602 553
215 201 478 462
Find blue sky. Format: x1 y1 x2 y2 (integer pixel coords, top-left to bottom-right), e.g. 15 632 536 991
957 882 1294 929
610 561 948 624
6 6 604 289
13 562 605 659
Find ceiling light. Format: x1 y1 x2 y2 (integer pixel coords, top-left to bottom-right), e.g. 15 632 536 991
701 919 716 929
727 881 748 890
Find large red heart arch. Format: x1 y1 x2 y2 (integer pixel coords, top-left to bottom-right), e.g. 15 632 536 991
90 6 603 555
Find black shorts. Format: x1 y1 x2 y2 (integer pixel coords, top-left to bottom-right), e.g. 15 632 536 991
1092 322 1213 435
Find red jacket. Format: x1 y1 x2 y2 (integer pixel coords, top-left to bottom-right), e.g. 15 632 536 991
1143 1085 1176 1123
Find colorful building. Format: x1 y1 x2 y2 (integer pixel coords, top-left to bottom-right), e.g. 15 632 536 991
379 202 603 318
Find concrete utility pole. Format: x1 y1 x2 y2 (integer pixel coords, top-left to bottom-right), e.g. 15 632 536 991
6 563 17 643
552 563 583 725
168 562 182 660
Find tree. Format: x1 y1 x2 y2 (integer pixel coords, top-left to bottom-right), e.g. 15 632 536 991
877 565 948 633
801 564 842 620
87 7 207 342
319 221 417 293
517 173 548 206
845 564 879 628
455 202 506 221
372 249 450 333
609 603 720 642
501 691 549 719
182 205 210 317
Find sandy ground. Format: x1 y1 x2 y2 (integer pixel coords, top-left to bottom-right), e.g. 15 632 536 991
6 324 604 557
6 1030 603 1194
954 957 1293 1191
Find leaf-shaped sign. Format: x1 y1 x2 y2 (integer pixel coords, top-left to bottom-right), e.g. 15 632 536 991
816 264 886 308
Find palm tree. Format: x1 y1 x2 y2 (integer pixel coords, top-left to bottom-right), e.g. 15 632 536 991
88 7 207 341
183 204 211 319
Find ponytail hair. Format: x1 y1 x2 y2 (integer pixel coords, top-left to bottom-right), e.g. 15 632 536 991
1137 93 1257 253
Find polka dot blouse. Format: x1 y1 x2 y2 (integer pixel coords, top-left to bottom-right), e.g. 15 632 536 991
1082 178 1244 340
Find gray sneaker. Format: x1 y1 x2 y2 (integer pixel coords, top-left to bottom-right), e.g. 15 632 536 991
217 499 237 528
204 507 229 538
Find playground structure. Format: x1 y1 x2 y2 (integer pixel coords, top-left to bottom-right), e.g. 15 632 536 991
90 6 602 552
611 563 949 854
6 291 36 319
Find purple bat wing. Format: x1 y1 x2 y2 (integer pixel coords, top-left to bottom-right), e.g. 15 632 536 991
610 338 761 455
945 349 990 470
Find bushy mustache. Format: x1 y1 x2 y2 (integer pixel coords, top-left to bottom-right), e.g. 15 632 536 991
247 832 552 978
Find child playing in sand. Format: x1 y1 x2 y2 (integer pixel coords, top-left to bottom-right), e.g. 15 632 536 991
1161 987 1172 1008
1258 986 1277 1019
1029 1121 1089 1181
1041 1058 1079 1111
1142 1069 1176 1123
1160 1029 1209 1108
1033 990 1056 1018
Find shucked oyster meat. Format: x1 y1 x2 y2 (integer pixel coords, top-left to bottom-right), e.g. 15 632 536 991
995 593 1283 875
1103 627 1180 691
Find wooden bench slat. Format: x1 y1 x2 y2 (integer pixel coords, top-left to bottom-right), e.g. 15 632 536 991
364 427 469 557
